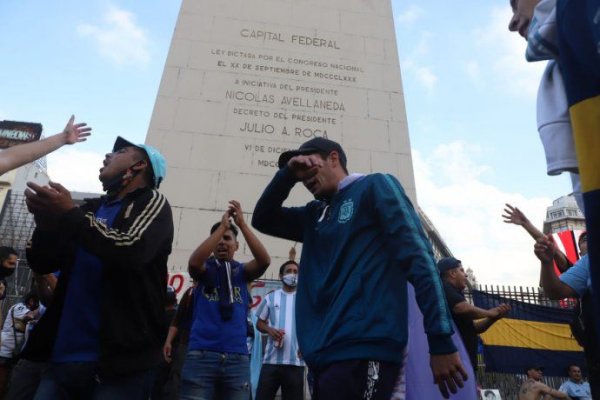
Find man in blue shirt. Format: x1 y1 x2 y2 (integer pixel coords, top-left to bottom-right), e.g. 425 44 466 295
535 236 599 397
23 136 173 399
252 138 467 399
559 364 592 400
181 201 271 400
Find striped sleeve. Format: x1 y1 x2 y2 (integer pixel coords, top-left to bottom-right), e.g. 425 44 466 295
61 190 174 270
84 191 167 247
371 174 456 355
256 292 271 321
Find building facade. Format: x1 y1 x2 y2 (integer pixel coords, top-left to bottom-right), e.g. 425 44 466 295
543 194 586 234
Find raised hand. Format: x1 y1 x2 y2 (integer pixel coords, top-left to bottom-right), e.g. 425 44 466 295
502 204 529 226
228 200 245 226
61 115 92 145
220 210 232 230
25 181 75 216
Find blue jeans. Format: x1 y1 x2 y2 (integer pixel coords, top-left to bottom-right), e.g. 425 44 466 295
33 362 156 400
180 350 250 400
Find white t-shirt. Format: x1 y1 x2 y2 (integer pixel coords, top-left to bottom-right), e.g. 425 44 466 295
0 302 33 359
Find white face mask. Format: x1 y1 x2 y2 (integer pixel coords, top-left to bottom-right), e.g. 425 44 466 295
282 273 298 287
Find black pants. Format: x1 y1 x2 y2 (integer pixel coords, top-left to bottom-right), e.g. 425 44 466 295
255 364 304 400
311 360 400 400
5 359 49 400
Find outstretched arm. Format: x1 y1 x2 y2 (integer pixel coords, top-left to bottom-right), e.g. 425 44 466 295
0 115 91 175
228 200 270 281
453 301 510 320
472 304 510 333
503 204 570 271
502 204 543 239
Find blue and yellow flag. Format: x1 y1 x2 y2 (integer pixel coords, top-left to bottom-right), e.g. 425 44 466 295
556 0 600 345
473 290 585 376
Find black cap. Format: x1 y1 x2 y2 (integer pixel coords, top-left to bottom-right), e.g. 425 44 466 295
113 136 137 152
278 137 347 169
437 257 462 274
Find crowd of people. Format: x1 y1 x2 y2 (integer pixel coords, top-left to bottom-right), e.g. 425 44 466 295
0 0 597 399
0 128 464 399
0 129 593 399
516 364 593 399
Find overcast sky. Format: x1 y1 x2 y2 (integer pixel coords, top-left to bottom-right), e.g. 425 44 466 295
0 0 571 286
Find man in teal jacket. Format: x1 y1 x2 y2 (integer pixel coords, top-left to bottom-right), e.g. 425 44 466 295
252 138 467 399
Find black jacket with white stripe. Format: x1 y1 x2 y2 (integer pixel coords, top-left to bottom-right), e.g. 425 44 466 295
22 186 174 377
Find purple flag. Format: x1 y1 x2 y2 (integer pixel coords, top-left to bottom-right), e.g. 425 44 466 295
404 284 477 400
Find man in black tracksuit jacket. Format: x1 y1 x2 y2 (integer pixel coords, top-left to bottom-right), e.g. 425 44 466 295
22 137 173 399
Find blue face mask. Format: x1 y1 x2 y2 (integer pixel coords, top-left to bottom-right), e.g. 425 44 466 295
282 273 298 287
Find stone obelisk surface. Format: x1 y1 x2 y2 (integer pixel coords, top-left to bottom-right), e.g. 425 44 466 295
146 0 415 276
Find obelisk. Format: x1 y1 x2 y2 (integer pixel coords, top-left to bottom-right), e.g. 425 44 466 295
146 0 415 276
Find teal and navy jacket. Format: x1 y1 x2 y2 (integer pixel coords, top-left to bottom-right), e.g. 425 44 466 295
252 168 456 369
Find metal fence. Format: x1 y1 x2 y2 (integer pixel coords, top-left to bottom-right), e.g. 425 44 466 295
0 191 36 251
470 283 577 308
0 190 35 318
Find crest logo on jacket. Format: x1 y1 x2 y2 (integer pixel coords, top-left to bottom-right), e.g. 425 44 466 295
338 199 354 223
96 217 108 226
